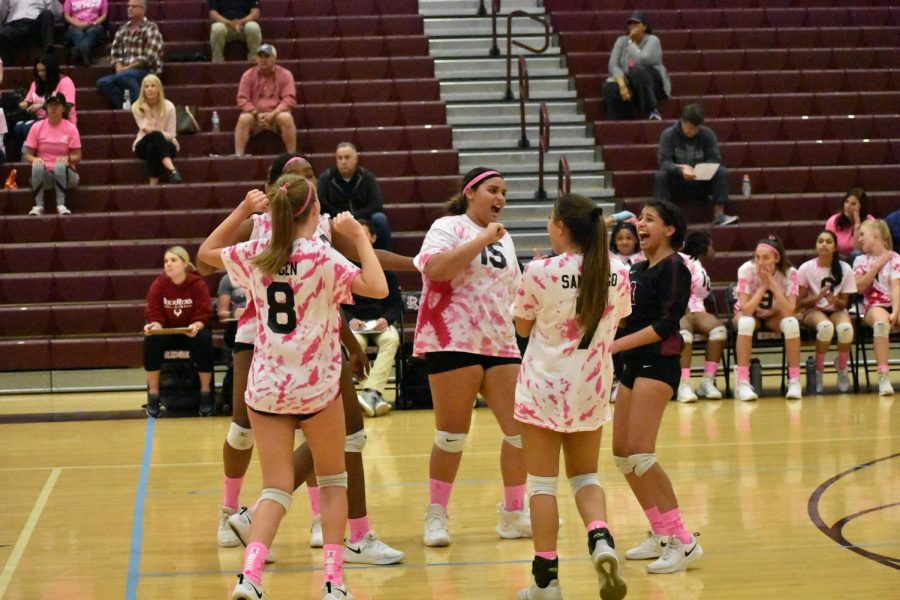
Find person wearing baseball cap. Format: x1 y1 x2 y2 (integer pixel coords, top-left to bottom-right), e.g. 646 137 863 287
601 10 671 121
209 0 262 62
24 92 81 216
234 42 297 156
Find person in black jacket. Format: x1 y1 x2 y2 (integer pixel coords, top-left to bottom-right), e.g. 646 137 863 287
318 142 392 250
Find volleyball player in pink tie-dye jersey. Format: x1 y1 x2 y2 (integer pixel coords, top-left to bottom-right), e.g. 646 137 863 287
413 168 528 548
513 195 631 600
200 173 388 600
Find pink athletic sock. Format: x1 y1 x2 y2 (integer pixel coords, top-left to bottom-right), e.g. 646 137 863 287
223 476 243 511
535 551 557 560
836 352 849 371
681 368 691 382
878 364 889 374
660 508 692 545
323 544 344 587
815 354 826 371
737 366 750 383
348 516 370 544
504 484 526 511
242 542 268 585
704 361 718 378
586 520 608 532
788 366 800 380
645 507 666 535
429 479 453 510
308 486 321 517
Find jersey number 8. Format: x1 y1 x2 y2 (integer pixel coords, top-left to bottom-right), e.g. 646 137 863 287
266 282 297 334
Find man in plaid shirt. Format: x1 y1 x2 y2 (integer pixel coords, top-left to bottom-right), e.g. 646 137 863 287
95 0 163 108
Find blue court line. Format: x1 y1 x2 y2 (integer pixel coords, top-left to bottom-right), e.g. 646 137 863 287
125 417 155 599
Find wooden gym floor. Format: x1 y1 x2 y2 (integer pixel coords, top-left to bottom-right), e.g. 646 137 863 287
0 388 897 599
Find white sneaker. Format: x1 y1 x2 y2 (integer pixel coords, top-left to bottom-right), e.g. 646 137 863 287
496 504 532 539
232 574 269 600
836 367 851 393
373 392 392 416
624 532 666 560
344 531 405 564
56 205 71 215
423 503 450 547
735 381 758 402
785 378 802 400
646 534 703 574
879 374 895 396
676 382 698 403
28 206 43 216
357 392 375 417
227 507 276 563
696 377 722 399
516 580 562 600
309 515 323 548
322 581 353 599
592 539 627 600
218 506 241 547
815 371 824 394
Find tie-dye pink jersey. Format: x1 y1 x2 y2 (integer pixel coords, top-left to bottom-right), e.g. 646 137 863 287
853 251 900 311
513 254 631 432
680 252 711 314
413 214 522 358
222 236 358 414
235 212 333 345
734 261 800 318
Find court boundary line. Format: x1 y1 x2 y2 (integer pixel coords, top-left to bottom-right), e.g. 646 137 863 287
125 417 156 599
0 467 61 597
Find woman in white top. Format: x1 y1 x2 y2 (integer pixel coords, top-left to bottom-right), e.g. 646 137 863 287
131 74 181 185
797 230 857 394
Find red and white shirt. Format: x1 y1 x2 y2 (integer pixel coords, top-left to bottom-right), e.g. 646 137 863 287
853 251 900 311
680 253 711 314
734 261 800 318
413 214 521 358
222 236 358 415
797 258 857 313
513 255 631 432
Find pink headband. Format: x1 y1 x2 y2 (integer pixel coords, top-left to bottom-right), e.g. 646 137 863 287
282 156 307 173
463 170 501 194
756 243 780 262
293 182 314 217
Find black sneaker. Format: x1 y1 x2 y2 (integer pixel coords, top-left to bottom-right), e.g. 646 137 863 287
199 391 215 416
168 169 183 184
712 213 739 226
146 394 161 418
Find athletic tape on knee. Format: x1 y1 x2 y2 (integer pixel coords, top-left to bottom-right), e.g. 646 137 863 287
294 428 306 447
680 329 693 345
317 471 348 489
503 434 522 449
260 488 292 513
527 474 558 498
873 320 890 338
226 422 254 450
836 322 854 344
629 453 658 477
816 320 835 342
708 325 727 342
344 429 367 453
613 455 632 474
434 430 466 453
568 473 601 495
737 316 756 337
780 316 800 340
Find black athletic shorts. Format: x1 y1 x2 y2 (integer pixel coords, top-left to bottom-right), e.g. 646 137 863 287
619 354 681 394
424 351 521 375
248 404 322 422
233 342 254 354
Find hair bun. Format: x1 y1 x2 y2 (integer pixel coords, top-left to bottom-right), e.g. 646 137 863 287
590 207 603 223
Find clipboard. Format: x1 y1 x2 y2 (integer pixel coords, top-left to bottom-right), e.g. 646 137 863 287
691 163 720 181
146 327 193 335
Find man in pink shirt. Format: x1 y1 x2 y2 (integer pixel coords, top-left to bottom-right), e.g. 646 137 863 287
24 92 81 215
234 43 296 156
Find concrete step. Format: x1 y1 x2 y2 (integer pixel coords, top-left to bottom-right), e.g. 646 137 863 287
503 174 611 196
441 79 576 102
419 0 544 18
434 55 566 79
459 148 603 172
425 17 549 38
447 100 580 119
453 124 592 147
448 110 585 127
429 36 560 59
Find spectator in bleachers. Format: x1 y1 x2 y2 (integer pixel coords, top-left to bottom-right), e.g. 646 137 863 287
131 74 181 184
601 11 670 121
234 43 296 156
143 245 214 418
824 188 873 262
655 103 739 227
0 0 59 66
318 142 392 250
63 0 108 66
12 54 76 159
344 220 402 417
208 0 261 63
24 91 79 215
886 209 900 251
216 271 246 348
608 221 644 267
95 0 163 109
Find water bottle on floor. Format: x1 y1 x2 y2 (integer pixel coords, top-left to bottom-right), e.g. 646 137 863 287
742 174 751 198
750 358 762 394
805 355 816 396
211 110 220 133
123 89 132 111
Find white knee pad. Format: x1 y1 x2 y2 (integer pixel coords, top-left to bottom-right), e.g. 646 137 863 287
780 316 800 340
680 329 693 345
815 320 835 342
344 429 367 453
568 473 601 496
294 428 306 447
614 453 658 477
434 430 466 453
317 471 348 489
503 434 523 449
708 325 727 342
737 316 756 337
873 320 891 338
836 322 854 344
527 474 558 498
226 423 254 450
260 487 292 513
